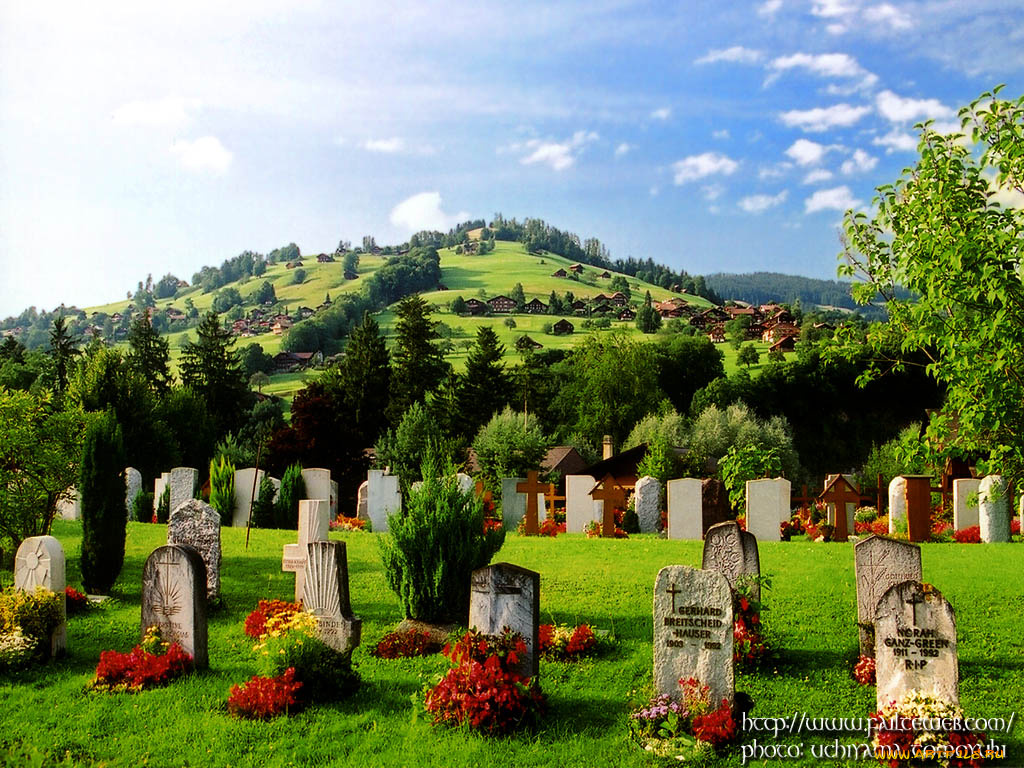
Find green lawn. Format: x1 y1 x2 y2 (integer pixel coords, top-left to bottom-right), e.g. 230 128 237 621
2 523 1021 767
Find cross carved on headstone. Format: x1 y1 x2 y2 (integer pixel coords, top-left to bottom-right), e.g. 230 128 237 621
666 582 682 613
906 588 927 627
591 474 626 538
516 470 546 536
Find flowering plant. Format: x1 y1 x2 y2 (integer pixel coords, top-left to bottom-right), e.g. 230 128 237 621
0 586 63 664
780 517 804 540
953 526 981 544
853 654 876 685
584 509 628 538
64 586 89 616
629 678 737 762
228 667 304 719
870 690 986 768
244 599 305 640
423 628 546 735
329 515 367 532
931 520 954 542
0 627 38 671
733 574 768 665
93 626 192 691
855 516 892 537
538 623 600 660
371 628 440 659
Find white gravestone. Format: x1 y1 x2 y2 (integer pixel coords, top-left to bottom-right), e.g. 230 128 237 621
565 475 602 533
500 477 547 531
874 581 957 710
635 476 661 534
888 476 907 534
14 535 67 655
356 480 368 521
141 545 208 669
667 478 703 540
745 478 791 542
702 521 761 600
952 478 981 531
979 474 1011 543
282 499 330 603
153 472 170 515
456 473 474 495
469 563 540 678
653 565 733 706
367 470 401 533
854 535 922 656
169 467 199 516
167 499 222 601
232 468 265 528
302 467 333 507
124 467 142 520
303 540 362 655
57 486 81 521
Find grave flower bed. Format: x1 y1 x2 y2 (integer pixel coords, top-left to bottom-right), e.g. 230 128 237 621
244 599 304 639
93 626 193 691
0 586 63 670
584 509 629 538
870 689 986 768
852 654 875 685
64 586 89 616
538 623 601 660
329 515 367 532
424 628 546 735
629 677 737 761
228 667 304 719
371 628 441 659
733 575 767 666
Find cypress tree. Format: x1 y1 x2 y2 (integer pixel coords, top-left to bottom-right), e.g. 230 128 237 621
127 313 172 394
180 311 250 438
458 326 510 435
80 410 127 594
387 296 448 424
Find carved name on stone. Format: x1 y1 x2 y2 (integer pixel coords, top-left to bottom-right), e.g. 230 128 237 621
854 535 922 656
303 540 361 655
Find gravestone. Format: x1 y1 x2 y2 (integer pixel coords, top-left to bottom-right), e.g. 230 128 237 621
232 468 265 528
565 475 602 533
282 499 330 603
301 467 334 514
745 478 790 542
501 477 547 532
952 478 981 531
303 540 362 654
169 467 199 515
902 475 933 543
57 486 81 521
456 473 474 494
667 478 703 540
702 521 761 600
854 535 922 656
702 479 734 532
356 480 369 521
874 581 957 709
591 474 626 538
141 545 208 669
888 477 907 534
167 499 221 600
516 471 547 535
821 474 859 542
14 535 67 655
979 474 1011 543
653 565 733 705
469 563 540 678
153 472 171 515
124 467 142 520
367 469 401 533
635 476 661 534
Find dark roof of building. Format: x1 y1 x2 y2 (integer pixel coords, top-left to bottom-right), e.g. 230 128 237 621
579 443 648 481
542 446 588 477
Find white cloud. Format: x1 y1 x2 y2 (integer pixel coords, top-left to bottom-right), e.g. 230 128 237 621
826 22 848 35
768 52 877 90
712 129 730 140
363 137 406 153
671 152 739 184
170 136 232 175
805 185 861 213
875 90 954 124
872 129 918 153
650 107 671 120
702 184 725 201
695 46 763 65
739 190 788 213
389 191 470 233
863 3 913 29
112 97 199 128
803 168 834 184
841 148 878 174
519 130 598 171
759 162 793 180
785 138 834 166
780 103 872 132
615 142 633 157
758 0 783 17
812 0 857 18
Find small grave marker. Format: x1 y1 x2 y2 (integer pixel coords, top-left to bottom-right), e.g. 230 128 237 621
303 540 362 654
282 499 330 602
702 520 761 600
854 535 922 656
469 563 540 678
516 471 546 535
14 535 67 655
141 545 208 669
979 474 1011 543
167 499 221 601
591 474 626 538
635 476 661 533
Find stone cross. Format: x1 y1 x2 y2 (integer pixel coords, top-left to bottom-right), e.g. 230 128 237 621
14 535 67 655
854 535 922 656
282 499 330 602
702 521 761 600
469 563 540 678
591 474 626 538
303 540 362 655
141 545 208 669
874 581 957 709
653 565 733 705
516 471 546 535
167 499 221 601
819 475 859 542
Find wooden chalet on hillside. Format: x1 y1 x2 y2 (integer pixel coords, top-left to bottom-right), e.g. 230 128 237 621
487 295 516 314
552 319 575 335
551 268 568 278
464 298 487 315
524 298 547 314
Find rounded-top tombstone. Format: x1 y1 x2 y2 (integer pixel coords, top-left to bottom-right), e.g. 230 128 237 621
141 544 208 669
14 535 67 655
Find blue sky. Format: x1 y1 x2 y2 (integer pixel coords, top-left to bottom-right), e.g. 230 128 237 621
1 0 1022 317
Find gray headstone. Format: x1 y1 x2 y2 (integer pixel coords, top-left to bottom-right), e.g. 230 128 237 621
14 535 67 655
874 581 957 709
565 475 602 533
367 469 401 533
456 473 474 494
952 478 981 531
745 478 790 541
702 521 761 600
469 563 540 678
232 468 265 528
169 467 199 515
667 478 703 540
141 545 208 669
57 486 81 521
635 476 661 533
854 535 922 656
888 476 907 534
979 474 1011 543
124 467 142 520
499 477 546 531
356 480 368 521
303 540 362 655
301 467 333 507
282 499 330 603
653 565 733 705
167 499 221 600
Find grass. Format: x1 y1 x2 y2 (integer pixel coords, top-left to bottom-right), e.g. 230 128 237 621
2 522 1022 767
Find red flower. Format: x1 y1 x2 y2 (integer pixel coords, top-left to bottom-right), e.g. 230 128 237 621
228 668 304 719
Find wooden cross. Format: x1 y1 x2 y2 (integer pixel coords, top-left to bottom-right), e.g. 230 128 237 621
591 474 626 538
819 475 859 542
516 470 546 535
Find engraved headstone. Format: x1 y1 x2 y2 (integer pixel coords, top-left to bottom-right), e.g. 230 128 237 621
952 478 981 531
367 469 401 533
153 472 170 515
167 499 221 600
854 535 922 656
303 540 362 654
702 521 761 600
169 467 199 515
356 480 369 521
141 545 208 669
232 468 265 528
888 476 907 534
635 476 661 533
282 499 330 602
565 475 602 533
745 478 790 542
469 563 540 678
653 565 733 705
500 477 547 532
124 467 142 520
979 474 1011 543
57 486 81 521
667 478 703 540
14 535 67 655
874 581 957 709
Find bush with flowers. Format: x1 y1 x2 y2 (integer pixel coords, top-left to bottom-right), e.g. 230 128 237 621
853 654 876 685
780 517 805 540
64 586 89 616
931 519 954 542
584 509 629 538
244 599 305 640
953 525 981 543
515 514 565 537
228 667 304 719
733 574 768 666
629 677 738 762
0 586 63 669
538 623 604 661
870 689 986 768
423 628 546 735
371 628 440 659
93 625 193 691
329 515 368 532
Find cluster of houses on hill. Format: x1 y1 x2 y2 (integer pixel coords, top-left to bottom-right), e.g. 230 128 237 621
676 302 805 351
459 292 636 320
229 294 335 338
